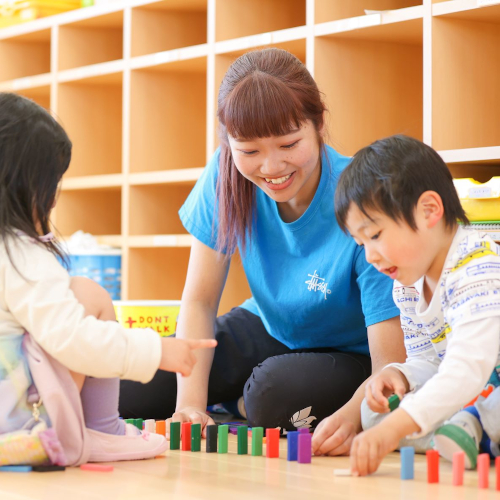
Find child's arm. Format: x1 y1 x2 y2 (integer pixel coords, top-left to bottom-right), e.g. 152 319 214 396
350 407 420 476
351 315 500 475
366 308 441 413
396 315 500 437
3 238 215 382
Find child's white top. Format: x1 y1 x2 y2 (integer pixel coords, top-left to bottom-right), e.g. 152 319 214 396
0 234 161 382
387 226 500 437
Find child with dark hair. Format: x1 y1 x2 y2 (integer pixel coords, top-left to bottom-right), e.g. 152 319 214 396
335 134 500 475
0 93 216 463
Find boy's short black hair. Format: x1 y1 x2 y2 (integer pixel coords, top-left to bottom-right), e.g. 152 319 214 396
335 134 468 232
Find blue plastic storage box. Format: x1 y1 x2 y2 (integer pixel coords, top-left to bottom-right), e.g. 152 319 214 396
65 251 122 300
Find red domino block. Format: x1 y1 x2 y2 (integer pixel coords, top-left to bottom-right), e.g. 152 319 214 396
453 451 465 486
496 456 500 491
478 453 489 489
426 450 439 483
181 422 192 451
266 428 280 458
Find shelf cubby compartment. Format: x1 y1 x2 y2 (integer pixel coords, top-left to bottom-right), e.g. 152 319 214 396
58 11 123 71
432 6 500 151
14 84 51 111
314 18 423 157
127 247 251 314
447 163 500 184
58 72 123 177
128 247 190 300
54 186 121 237
315 1 421 24
131 0 207 57
130 58 206 173
129 184 193 236
215 0 306 42
0 29 51 82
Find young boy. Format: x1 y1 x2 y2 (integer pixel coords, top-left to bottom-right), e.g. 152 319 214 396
334 135 500 476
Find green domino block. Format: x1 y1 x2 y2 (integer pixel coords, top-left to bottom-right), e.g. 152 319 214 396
191 423 201 452
170 422 180 450
251 427 263 456
124 419 135 426
237 426 248 455
134 418 143 430
218 425 229 454
388 394 400 412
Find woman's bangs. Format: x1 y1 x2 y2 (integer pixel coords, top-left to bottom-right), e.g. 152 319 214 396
221 73 306 140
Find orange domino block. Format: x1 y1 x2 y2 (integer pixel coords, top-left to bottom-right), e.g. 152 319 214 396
181 422 192 451
266 428 280 458
496 456 500 491
426 450 439 483
453 452 465 486
156 420 166 436
478 453 490 489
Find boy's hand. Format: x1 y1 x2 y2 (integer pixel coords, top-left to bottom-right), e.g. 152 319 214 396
350 424 401 476
159 337 217 377
366 367 409 413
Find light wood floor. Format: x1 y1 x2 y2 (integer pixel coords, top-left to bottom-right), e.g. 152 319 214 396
1 436 499 500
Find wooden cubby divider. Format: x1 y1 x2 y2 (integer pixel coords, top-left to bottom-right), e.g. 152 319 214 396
0 0 495 313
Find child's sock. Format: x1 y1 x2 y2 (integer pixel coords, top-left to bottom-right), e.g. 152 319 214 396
80 377 125 436
434 407 482 469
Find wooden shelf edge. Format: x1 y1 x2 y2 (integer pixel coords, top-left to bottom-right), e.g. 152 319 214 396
61 173 123 190
129 167 204 186
433 0 481 17
0 73 52 92
215 25 307 55
58 60 124 84
60 234 123 247
128 235 193 248
314 5 423 38
130 44 208 71
439 146 500 164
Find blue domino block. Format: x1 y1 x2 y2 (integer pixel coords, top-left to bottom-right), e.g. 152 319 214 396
287 431 298 461
0 465 32 472
400 447 415 480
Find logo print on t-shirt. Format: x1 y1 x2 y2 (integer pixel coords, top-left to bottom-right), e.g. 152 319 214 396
305 270 332 299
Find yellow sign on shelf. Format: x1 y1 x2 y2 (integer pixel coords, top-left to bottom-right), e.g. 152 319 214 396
114 300 180 337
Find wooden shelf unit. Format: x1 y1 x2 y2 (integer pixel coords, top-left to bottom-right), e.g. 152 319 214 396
0 0 495 314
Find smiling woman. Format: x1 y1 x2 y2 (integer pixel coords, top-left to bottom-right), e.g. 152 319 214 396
119 48 406 457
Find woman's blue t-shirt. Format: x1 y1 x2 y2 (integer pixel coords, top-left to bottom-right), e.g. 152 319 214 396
179 145 399 355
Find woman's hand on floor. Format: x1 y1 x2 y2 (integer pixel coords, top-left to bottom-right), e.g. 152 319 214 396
311 410 357 456
165 407 216 439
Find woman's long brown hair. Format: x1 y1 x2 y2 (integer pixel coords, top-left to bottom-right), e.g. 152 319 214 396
216 48 326 254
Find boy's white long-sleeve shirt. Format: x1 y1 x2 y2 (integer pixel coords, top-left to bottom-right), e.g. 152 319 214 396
0 234 162 383
386 227 500 437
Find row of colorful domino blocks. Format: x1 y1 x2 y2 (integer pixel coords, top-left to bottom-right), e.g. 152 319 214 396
401 447 500 490
169 422 313 463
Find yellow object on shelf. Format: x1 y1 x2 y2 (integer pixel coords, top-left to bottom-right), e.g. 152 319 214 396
114 300 180 337
0 1 81 28
453 177 500 222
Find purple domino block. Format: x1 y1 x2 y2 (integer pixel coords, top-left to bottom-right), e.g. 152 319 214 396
287 432 298 461
297 433 312 464
298 428 310 434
